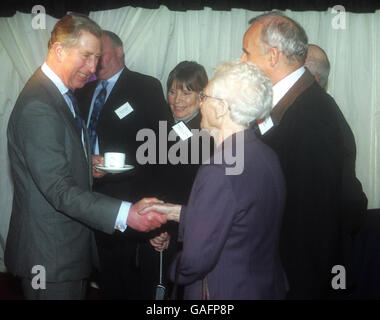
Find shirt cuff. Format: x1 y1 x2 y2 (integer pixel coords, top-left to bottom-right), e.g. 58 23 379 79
114 201 131 232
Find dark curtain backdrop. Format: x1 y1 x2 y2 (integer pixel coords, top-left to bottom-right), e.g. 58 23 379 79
0 0 378 18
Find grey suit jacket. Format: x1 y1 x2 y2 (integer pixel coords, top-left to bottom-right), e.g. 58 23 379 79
172 130 288 299
5 68 121 282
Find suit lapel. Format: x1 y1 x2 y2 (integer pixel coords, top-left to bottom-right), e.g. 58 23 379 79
80 80 99 121
38 70 81 136
83 128 93 187
102 67 131 113
38 69 90 173
270 68 315 126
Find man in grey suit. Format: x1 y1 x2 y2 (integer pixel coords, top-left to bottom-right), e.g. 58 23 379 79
5 14 166 300
75 30 172 300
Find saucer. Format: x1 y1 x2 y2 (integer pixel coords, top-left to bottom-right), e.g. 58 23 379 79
95 164 134 174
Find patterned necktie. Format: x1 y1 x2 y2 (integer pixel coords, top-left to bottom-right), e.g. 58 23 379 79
89 80 108 154
65 90 82 131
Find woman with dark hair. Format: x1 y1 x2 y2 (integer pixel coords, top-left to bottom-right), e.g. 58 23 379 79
140 61 212 299
166 61 208 126
156 61 212 298
164 61 211 204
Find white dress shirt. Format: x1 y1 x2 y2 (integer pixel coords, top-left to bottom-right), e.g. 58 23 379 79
272 66 305 108
258 66 305 135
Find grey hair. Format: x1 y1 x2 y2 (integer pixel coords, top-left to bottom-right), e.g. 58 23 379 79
102 30 123 47
249 12 308 64
305 44 330 89
209 61 273 128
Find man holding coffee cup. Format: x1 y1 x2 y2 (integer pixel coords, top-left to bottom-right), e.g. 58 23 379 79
5 14 167 300
75 30 171 299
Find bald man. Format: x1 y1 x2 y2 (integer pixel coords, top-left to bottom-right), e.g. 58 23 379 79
305 44 330 90
241 12 366 299
306 44 368 296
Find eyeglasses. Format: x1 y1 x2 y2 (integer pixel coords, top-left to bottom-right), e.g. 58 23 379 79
199 91 224 103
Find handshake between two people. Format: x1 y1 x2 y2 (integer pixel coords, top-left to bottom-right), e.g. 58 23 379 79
92 155 179 251
127 198 182 251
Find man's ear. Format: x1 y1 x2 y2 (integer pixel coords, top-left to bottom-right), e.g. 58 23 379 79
52 42 66 63
116 46 123 59
268 47 280 68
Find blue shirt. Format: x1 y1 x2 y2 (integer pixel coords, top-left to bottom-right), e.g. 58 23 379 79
87 67 125 155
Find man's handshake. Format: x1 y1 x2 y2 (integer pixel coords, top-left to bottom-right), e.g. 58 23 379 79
139 202 182 223
127 199 181 232
135 201 182 251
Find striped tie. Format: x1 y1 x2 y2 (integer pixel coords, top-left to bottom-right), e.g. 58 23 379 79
65 90 82 131
88 80 108 154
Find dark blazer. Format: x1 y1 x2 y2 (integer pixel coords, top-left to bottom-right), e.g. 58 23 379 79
161 112 213 205
76 67 172 299
256 69 367 299
76 67 171 203
5 68 121 282
172 130 288 300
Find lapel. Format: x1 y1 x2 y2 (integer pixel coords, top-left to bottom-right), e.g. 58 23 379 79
37 69 92 181
37 69 82 138
102 67 131 113
79 80 99 121
270 68 315 126
83 127 93 187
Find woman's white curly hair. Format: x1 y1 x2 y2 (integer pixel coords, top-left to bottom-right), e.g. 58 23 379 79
209 60 273 127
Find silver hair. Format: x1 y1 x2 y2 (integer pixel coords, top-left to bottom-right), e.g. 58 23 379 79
249 12 308 64
210 61 273 127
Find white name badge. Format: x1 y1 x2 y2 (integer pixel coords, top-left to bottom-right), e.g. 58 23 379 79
114 102 134 119
258 116 274 135
172 121 193 141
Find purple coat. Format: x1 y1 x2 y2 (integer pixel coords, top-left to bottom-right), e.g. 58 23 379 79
171 129 288 299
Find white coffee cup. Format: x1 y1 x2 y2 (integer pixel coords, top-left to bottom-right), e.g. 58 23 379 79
104 152 126 168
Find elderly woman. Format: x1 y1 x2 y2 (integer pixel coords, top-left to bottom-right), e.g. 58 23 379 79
145 61 288 300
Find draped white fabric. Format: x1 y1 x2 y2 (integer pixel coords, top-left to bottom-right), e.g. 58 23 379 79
0 5 379 270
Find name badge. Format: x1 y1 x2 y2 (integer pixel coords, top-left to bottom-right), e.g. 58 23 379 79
258 116 274 135
172 121 193 141
115 102 133 119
